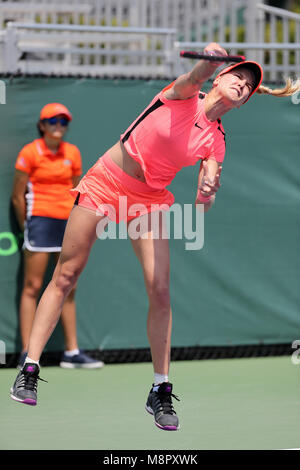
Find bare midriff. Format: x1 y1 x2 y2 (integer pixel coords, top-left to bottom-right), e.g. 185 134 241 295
108 140 146 183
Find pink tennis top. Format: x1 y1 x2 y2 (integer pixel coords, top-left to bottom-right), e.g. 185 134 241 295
120 83 226 190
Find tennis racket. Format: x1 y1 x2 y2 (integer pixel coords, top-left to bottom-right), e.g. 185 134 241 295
180 51 245 62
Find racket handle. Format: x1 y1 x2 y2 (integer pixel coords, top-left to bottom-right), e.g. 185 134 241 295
180 51 245 63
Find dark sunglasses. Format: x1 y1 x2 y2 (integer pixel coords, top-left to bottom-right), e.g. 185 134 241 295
44 117 69 126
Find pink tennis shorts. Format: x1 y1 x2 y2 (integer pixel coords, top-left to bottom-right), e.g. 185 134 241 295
70 151 175 223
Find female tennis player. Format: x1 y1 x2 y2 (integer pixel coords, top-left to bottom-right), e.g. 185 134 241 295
10 43 300 431
11 103 103 370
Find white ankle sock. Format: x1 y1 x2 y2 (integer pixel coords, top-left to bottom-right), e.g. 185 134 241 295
154 373 169 385
64 348 80 357
25 356 39 367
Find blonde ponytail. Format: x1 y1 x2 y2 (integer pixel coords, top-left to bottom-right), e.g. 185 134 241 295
257 77 300 97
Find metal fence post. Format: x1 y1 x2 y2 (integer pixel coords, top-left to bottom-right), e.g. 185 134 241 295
129 0 139 27
4 22 18 74
245 0 258 61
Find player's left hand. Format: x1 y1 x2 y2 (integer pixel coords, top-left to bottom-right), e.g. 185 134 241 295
198 162 222 197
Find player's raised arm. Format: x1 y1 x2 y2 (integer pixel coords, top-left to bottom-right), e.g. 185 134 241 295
164 42 228 100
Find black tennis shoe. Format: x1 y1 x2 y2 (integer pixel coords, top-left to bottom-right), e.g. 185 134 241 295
10 363 47 406
145 382 180 431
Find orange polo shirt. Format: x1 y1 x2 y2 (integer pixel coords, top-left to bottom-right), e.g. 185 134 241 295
15 138 82 219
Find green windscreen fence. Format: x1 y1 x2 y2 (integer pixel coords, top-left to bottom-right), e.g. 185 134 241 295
0 77 299 354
